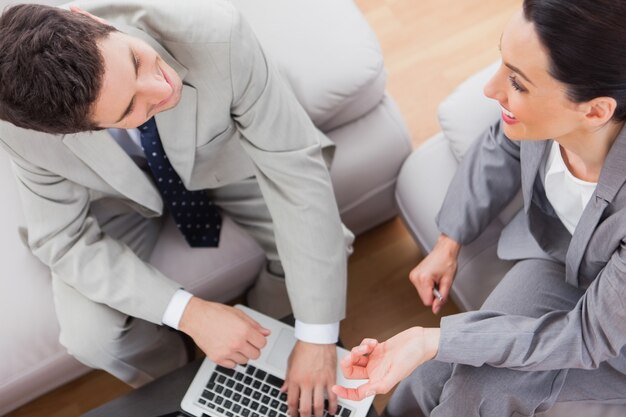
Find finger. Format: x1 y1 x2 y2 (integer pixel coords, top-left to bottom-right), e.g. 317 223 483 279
298 385 313 417
348 353 370 368
416 278 436 307
432 299 442 315
433 302 444 315
349 345 371 365
313 385 324 417
342 365 369 380
331 384 365 401
343 342 375 363
231 351 249 365
216 358 237 369
433 275 454 314
239 342 262 361
247 326 269 350
339 353 368 380
327 382 338 416
339 353 369 380
408 265 421 287
287 382 301 417
438 273 454 300
360 338 378 347
356 381 382 398
409 265 437 307
240 311 272 336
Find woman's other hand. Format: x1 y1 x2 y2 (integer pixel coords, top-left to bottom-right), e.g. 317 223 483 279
409 234 461 314
331 328 440 401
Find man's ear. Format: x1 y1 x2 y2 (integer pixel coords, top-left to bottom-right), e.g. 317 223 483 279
69 6 110 26
581 96 617 127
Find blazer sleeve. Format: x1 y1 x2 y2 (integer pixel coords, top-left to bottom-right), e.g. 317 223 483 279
8 153 180 324
436 121 522 244
436 242 626 370
227 10 349 325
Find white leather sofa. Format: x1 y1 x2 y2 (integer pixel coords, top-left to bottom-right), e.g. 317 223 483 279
395 63 626 417
0 0 412 413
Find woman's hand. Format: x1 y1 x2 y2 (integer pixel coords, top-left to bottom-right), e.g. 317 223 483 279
331 327 441 401
409 234 461 314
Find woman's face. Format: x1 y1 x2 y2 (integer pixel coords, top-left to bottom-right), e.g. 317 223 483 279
484 11 587 141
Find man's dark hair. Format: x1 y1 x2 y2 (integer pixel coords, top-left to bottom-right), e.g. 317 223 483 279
524 0 626 121
0 4 116 134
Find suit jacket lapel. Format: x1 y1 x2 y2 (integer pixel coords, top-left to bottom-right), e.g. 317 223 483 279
155 84 198 185
565 126 626 286
521 140 549 212
63 130 163 213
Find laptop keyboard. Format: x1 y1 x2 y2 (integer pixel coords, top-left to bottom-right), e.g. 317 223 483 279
196 364 354 417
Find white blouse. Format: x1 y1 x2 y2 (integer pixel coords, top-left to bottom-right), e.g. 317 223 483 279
544 140 597 234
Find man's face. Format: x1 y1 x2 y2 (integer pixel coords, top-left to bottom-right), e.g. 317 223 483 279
90 31 183 129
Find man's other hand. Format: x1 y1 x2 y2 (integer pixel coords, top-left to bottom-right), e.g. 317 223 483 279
282 341 337 417
179 298 270 367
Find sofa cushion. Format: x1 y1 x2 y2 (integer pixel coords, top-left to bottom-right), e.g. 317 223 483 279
437 62 501 162
149 216 264 303
231 0 386 132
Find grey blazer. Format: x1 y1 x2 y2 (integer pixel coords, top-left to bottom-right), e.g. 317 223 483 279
0 0 347 325
434 120 626 372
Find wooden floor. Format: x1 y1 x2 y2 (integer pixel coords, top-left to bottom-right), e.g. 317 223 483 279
6 0 520 416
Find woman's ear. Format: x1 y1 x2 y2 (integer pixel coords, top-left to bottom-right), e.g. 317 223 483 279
69 6 110 26
581 96 617 127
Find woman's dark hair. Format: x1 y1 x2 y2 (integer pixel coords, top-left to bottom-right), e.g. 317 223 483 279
523 0 626 121
0 4 116 134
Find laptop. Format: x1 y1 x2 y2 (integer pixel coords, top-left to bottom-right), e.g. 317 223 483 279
181 305 374 417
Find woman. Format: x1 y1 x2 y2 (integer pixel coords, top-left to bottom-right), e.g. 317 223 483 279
333 1 626 416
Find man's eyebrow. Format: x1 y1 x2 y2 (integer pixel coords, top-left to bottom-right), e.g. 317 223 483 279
114 46 138 124
498 34 536 87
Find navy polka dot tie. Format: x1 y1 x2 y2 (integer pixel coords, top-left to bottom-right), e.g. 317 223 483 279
139 117 222 247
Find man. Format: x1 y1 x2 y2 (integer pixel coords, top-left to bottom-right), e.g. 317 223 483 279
0 1 353 416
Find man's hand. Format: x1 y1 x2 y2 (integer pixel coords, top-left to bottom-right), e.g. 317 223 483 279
409 234 461 314
332 328 440 401
282 341 337 417
178 297 270 368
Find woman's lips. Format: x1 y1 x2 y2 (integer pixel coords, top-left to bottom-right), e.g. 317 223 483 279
501 106 519 125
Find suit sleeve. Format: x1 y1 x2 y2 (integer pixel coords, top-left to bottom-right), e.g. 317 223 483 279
227 10 349 325
8 153 180 324
437 241 626 370
436 121 522 244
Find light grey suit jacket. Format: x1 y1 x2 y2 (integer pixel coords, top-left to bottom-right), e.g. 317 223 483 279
434 120 626 372
0 0 347 325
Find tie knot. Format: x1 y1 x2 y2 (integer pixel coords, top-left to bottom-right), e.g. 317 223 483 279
138 117 157 134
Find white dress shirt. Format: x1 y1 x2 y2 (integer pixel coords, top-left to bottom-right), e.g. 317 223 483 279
109 128 338 343
544 141 597 234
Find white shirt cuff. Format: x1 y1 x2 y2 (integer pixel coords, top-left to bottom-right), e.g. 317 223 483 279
294 320 339 344
162 289 193 330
